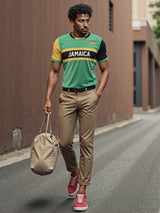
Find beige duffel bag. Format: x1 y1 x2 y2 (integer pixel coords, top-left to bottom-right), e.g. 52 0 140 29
30 114 59 175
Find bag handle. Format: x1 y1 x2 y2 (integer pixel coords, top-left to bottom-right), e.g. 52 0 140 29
46 113 52 133
39 114 52 133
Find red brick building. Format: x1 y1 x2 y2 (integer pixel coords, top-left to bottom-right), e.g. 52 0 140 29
0 0 133 153
133 20 160 111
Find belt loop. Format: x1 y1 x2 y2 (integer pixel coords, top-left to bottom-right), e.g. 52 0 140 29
68 88 70 92
85 87 87 91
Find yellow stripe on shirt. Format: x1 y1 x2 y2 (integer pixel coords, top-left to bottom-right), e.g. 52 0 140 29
63 57 97 63
61 47 97 54
51 38 62 62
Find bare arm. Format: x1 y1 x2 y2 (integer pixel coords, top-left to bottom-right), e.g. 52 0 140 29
43 61 61 114
96 60 109 99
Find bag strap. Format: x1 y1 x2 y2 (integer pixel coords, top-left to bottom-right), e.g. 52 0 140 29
45 113 52 133
39 114 52 133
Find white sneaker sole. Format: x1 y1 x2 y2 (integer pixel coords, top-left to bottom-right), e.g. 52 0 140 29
74 205 88 211
68 183 79 197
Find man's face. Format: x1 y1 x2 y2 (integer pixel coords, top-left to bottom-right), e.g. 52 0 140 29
72 14 90 37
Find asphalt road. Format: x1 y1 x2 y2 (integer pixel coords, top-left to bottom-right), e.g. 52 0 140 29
1 112 160 213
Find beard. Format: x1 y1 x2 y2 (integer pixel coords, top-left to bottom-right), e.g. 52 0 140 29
74 23 89 37
80 27 89 35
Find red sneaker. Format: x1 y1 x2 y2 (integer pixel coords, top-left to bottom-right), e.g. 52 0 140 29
74 192 88 211
68 173 79 197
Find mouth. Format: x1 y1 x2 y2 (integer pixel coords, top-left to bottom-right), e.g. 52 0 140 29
81 28 88 34
82 28 88 31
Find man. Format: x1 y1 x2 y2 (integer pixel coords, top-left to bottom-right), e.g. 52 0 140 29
43 4 109 211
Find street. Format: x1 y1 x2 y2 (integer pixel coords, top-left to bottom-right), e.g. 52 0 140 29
1 112 160 213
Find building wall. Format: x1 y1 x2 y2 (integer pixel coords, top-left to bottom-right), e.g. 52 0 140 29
147 0 159 26
156 66 160 106
0 0 133 154
132 0 147 20
133 20 160 111
132 0 158 27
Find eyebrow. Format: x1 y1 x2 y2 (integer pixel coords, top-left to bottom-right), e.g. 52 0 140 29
78 18 90 21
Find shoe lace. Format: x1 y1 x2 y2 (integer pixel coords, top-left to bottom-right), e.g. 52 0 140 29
70 176 77 187
77 194 84 203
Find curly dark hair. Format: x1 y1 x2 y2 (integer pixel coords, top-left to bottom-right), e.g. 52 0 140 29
68 4 92 21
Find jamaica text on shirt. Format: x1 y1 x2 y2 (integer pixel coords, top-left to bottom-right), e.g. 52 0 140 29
68 50 90 58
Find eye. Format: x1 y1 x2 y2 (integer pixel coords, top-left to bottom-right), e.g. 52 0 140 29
79 19 84 23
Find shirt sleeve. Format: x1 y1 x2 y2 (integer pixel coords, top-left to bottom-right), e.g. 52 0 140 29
97 39 108 63
51 38 62 63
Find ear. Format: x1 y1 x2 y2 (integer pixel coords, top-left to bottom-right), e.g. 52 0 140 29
70 19 75 26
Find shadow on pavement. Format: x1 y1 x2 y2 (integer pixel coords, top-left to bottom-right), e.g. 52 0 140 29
26 198 53 209
55 197 75 213
19 196 75 213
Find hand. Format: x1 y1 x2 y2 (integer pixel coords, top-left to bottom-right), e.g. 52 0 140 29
95 91 101 100
43 100 51 114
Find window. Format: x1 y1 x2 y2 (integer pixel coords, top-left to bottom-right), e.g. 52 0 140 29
134 72 136 87
134 91 136 105
109 1 113 31
149 11 154 15
134 52 136 67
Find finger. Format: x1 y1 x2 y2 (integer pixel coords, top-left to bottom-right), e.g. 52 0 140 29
43 107 49 114
44 110 50 115
46 107 52 114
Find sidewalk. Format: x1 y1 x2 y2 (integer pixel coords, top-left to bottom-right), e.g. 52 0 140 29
0 116 141 168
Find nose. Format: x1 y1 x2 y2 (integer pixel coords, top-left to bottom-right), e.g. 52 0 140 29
83 21 88 27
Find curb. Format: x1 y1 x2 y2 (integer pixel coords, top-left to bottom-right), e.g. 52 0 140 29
0 116 141 168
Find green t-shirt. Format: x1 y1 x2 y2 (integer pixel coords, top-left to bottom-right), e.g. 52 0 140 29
51 33 108 88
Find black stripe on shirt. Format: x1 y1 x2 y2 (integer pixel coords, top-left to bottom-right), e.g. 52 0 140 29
97 40 108 61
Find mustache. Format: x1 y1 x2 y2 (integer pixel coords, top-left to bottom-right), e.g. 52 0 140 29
82 27 89 30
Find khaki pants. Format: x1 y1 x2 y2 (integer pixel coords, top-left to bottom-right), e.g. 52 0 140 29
58 89 98 185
